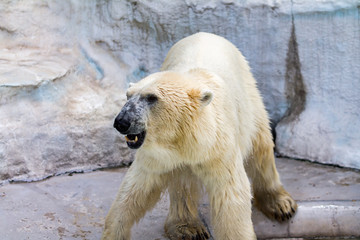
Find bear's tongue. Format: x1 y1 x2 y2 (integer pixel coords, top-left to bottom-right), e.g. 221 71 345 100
125 134 138 143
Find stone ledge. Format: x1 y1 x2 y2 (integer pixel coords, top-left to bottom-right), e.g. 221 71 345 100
253 201 360 239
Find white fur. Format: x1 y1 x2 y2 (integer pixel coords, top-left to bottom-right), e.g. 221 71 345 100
102 33 297 240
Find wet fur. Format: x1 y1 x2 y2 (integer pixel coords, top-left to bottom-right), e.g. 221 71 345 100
102 33 297 240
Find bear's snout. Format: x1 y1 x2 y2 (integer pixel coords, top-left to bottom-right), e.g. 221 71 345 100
113 100 148 149
114 115 131 134
113 113 147 149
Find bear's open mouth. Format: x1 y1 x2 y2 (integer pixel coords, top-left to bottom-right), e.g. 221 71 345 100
124 131 146 149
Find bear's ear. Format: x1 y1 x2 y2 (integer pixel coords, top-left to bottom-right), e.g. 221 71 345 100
200 89 213 106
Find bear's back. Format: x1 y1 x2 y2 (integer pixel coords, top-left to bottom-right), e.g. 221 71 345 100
161 32 256 90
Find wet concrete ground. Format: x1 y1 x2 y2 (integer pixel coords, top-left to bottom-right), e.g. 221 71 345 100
1 158 359 240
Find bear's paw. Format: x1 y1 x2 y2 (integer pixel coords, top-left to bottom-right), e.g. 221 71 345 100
254 186 297 222
165 220 210 240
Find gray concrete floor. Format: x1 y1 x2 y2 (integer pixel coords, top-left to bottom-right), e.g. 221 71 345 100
1 158 359 240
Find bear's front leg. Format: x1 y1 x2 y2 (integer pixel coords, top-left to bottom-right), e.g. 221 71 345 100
194 158 256 240
165 168 210 240
102 161 165 240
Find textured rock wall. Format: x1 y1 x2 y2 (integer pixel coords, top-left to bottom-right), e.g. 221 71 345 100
276 5 360 169
1 0 359 184
0 1 134 184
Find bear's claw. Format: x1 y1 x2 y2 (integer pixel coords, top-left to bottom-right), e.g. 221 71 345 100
254 186 298 222
165 221 210 240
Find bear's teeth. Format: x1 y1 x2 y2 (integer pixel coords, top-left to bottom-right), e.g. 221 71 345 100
125 135 138 143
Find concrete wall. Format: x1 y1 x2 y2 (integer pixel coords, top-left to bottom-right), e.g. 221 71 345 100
0 0 359 184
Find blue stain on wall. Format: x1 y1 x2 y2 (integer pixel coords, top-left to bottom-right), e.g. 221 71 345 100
80 46 104 80
126 65 148 85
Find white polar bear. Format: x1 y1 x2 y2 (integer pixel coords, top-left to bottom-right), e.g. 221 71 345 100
103 32 297 240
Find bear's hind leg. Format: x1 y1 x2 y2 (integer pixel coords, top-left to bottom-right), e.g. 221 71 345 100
246 127 297 222
165 169 210 240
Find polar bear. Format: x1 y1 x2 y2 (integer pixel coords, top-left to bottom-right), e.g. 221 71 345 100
103 32 297 240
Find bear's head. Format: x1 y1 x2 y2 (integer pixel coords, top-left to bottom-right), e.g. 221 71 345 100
113 71 214 149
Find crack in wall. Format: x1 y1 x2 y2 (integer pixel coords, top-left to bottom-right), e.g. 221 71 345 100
282 14 307 124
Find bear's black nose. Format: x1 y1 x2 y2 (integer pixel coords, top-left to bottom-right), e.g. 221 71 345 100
114 117 131 134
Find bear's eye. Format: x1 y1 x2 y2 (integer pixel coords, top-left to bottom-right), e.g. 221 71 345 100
145 94 158 104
